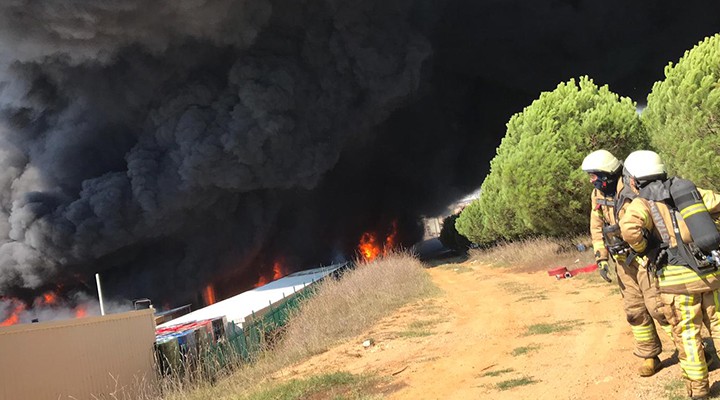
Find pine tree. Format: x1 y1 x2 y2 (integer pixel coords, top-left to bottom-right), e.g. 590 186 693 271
457 76 647 242
643 34 720 191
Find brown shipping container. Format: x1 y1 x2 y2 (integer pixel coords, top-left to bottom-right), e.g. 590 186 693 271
0 309 156 400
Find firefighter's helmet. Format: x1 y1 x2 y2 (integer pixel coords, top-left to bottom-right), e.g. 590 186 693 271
581 150 622 174
623 150 666 180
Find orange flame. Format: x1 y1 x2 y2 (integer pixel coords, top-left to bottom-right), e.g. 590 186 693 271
1 302 26 327
254 275 269 288
203 285 216 305
272 261 286 280
75 305 87 319
359 232 381 261
42 292 58 305
358 220 399 262
383 220 398 255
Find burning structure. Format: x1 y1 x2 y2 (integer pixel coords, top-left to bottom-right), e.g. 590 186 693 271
1 1 720 322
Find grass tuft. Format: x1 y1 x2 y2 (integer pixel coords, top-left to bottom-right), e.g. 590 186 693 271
663 378 686 400
482 368 514 377
525 320 583 336
397 320 439 338
510 345 541 356
395 319 440 338
243 371 383 400
496 376 537 390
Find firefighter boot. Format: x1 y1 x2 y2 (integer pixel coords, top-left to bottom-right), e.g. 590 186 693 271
638 356 661 377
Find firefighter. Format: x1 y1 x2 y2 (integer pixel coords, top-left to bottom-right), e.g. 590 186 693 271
620 150 720 400
581 149 672 377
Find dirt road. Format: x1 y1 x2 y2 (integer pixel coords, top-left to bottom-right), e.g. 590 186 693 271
277 259 720 399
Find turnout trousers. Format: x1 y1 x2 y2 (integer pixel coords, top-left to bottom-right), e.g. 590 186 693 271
616 258 673 358
661 291 720 398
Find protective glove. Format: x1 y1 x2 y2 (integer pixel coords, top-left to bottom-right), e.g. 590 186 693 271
598 260 612 283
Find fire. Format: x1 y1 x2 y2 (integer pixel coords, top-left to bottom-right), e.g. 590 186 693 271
254 275 269 288
42 292 57 305
359 232 381 261
358 220 399 262
253 259 287 288
203 284 216 305
75 305 87 319
383 220 398 255
1 302 26 327
1 294 92 326
272 261 286 280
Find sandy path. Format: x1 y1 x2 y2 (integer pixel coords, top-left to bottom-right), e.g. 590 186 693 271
276 260 720 399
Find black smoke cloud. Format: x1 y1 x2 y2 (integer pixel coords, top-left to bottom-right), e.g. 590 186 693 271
0 0 719 309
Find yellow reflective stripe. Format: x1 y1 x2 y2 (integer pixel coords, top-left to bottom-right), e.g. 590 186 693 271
659 265 698 275
633 240 647 253
631 325 654 334
640 209 653 229
674 293 708 380
681 363 708 380
680 203 707 219
658 266 720 286
679 295 697 365
684 364 707 371
630 324 655 339
593 241 605 250
660 324 673 338
660 273 720 286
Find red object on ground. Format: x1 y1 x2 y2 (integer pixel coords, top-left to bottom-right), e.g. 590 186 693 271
547 266 569 279
548 264 598 280
569 264 599 275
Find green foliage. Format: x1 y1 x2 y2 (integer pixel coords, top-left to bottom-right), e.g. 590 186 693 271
454 201 485 244
457 76 647 242
643 34 720 191
439 214 472 252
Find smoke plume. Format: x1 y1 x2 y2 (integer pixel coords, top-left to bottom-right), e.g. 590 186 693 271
1 0 720 314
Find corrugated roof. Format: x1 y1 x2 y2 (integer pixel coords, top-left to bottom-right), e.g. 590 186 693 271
157 263 347 328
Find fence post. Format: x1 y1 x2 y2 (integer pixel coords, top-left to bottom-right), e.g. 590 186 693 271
269 300 277 326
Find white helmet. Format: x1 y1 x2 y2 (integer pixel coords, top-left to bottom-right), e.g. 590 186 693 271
623 150 666 180
581 150 622 174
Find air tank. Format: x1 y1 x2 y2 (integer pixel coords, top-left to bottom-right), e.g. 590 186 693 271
670 178 720 253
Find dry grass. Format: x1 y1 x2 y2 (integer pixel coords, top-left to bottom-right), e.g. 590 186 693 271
469 236 595 273
277 251 439 360
161 251 438 400
241 371 385 400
